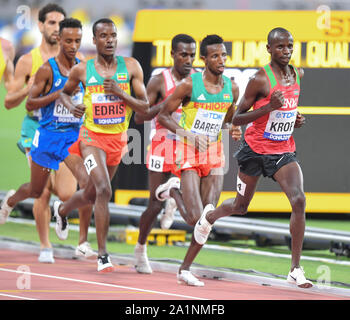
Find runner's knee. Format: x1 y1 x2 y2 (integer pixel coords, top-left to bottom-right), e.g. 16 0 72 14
289 191 306 213
95 183 112 201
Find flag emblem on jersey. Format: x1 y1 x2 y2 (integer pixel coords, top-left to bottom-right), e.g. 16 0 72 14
88 76 98 84
117 73 127 81
197 94 206 101
223 94 231 100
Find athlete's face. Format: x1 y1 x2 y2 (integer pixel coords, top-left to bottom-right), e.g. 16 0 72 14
59 28 82 60
39 11 65 45
267 33 294 66
203 43 227 76
172 42 196 77
93 23 117 56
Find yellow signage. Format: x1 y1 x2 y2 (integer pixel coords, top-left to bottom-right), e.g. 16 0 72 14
134 10 350 68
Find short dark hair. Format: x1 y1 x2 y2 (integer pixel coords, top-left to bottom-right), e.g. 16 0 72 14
200 34 224 57
59 18 82 34
171 34 196 51
38 3 66 23
92 18 116 36
267 27 292 45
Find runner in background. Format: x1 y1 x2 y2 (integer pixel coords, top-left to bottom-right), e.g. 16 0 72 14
3 3 94 263
133 34 196 274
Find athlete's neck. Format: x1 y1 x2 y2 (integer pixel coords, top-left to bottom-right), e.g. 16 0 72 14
39 40 60 61
56 51 77 70
202 69 223 87
270 60 290 77
97 54 117 69
171 67 190 82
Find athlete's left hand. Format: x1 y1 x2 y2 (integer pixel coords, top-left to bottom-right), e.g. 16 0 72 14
103 78 123 96
294 112 305 128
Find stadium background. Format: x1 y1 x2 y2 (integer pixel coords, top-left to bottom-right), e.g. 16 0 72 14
0 0 349 216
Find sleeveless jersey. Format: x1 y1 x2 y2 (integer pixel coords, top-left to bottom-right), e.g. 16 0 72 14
0 40 5 81
28 47 45 120
83 57 132 134
179 72 233 142
150 68 195 141
245 64 300 155
39 57 84 132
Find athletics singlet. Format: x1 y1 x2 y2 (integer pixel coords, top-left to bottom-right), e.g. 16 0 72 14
244 64 300 155
28 47 44 120
39 57 84 132
84 57 132 134
179 72 233 143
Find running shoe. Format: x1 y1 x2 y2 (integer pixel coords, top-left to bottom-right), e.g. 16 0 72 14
97 254 115 273
38 248 55 264
177 270 204 287
193 204 215 245
53 200 69 240
155 177 180 202
134 243 152 274
0 189 15 225
160 197 177 229
287 266 313 288
75 241 97 259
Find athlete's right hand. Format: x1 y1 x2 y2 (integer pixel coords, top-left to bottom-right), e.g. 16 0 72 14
192 134 210 152
72 104 86 118
269 90 284 110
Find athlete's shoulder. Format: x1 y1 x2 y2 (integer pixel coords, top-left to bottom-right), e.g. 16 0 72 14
295 66 304 79
14 51 33 75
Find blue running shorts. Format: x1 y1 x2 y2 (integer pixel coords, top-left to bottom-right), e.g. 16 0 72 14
30 126 80 170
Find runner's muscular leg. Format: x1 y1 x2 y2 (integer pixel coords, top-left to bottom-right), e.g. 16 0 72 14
206 171 260 224
79 144 116 256
273 161 306 270
200 167 224 207
138 171 171 245
64 154 94 245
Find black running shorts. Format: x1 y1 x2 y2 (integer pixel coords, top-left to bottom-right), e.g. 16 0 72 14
235 140 298 180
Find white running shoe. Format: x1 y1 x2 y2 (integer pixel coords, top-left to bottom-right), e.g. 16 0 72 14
193 204 215 245
97 254 115 273
0 190 16 225
53 200 69 240
75 242 97 259
287 266 313 288
177 270 204 287
160 198 177 229
134 243 152 274
38 248 55 264
155 177 180 202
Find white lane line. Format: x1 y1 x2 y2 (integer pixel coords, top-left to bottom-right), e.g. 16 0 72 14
0 268 208 300
0 293 37 300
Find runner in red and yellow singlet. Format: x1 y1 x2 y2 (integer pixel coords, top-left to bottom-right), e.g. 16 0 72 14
132 34 198 274
192 28 313 288
54 18 149 273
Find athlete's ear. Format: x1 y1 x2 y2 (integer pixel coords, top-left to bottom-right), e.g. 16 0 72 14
200 54 206 62
38 21 44 34
171 49 175 59
266 44 272 54
93 36 96 45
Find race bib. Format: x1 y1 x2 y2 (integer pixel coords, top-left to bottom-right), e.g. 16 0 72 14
92 93 126 125
53 92 83 123
148 155 164 172
190 108 224 141
263 109 297 141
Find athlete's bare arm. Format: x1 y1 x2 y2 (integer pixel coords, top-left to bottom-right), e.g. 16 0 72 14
103 57 149 115
158 77 208 151
294 67 305 128
222 80 241 141
5 53 34 109
60 62 86 118
1 39 15 92
232 69 284 126
134 73 164 124
26 62 59 111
